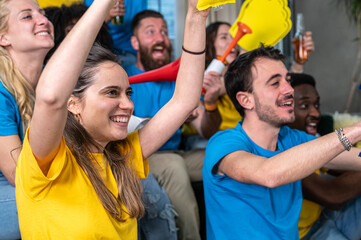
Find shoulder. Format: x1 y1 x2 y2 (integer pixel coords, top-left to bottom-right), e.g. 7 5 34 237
208 123 250 148
205 124 251 171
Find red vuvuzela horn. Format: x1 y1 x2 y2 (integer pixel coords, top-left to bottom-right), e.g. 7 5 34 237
128 58 181 84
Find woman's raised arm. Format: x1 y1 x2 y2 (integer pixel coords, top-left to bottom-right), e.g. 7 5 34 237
29 0 116 174
139 0 210 158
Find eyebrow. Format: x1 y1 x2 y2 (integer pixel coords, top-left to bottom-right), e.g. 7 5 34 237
101 85 121 91
101 85 132 92
19 9 32 14
265 73 282 85
298 96 320 100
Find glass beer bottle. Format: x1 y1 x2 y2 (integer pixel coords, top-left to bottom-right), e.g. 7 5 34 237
294 13 308 63
111 1 124 25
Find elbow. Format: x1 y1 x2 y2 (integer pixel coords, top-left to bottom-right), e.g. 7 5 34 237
36 90 66 109
263 177 282 189
254 170 284 188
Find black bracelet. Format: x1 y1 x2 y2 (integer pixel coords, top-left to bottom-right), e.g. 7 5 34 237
182 45 206 55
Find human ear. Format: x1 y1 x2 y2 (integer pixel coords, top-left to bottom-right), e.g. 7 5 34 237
236 91 254 111
67 96 81 115
0 35 10 47
131 35 139 51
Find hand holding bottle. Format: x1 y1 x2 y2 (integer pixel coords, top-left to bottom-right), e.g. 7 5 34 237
107 0 125 24
293 13 315 64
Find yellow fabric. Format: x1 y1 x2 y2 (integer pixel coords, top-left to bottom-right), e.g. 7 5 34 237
298 170 322 238
181 122 198 136
16 129 148 240
38 0 83 8
196 0 235 11
218 94 242 131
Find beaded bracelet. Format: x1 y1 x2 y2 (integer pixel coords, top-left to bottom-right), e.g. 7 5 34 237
335 128 352 151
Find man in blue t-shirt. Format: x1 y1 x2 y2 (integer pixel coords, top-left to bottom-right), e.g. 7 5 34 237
125 10 221 240
203 45 361 239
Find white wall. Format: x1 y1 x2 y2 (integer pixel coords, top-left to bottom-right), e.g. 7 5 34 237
295 0 360 113
204 1 361 113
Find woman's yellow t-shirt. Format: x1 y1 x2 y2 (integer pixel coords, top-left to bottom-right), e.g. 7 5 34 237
16 129 148 240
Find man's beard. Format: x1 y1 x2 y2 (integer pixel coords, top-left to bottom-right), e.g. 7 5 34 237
138 42 172 71
254 92 295 128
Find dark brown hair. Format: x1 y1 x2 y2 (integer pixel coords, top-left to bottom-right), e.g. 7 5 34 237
64 44 144 221
225 45 285 117
205 21 231 68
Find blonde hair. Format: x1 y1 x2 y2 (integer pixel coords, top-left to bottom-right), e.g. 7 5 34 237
0 0 35 134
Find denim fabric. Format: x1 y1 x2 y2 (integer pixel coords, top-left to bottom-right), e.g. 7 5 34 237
183 134 208 151
138 173 177 240
302 194 361 240
0 173 21 240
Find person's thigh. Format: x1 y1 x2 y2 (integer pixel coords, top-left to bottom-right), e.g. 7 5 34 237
148 152 200 240
326 195 361 240
180 149 205 182
139 173 177 240
309 219 348 240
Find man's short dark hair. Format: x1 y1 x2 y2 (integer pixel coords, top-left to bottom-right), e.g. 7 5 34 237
289 73 316 88
131 10 165 35
224 45 285 117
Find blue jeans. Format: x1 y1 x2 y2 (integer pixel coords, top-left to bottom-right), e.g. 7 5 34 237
139 173 177 240
0 173 21 240
301 194 361 240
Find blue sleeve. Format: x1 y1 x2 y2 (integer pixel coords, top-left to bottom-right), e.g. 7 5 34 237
204 129 251 177
0 86 22 139
83 0 93 7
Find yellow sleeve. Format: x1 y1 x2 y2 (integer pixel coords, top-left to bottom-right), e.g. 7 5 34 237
16 128 68 200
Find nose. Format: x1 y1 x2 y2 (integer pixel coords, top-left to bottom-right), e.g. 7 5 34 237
119 95 134 112
281 79 294 96
37 12 50 26
154 31 166 43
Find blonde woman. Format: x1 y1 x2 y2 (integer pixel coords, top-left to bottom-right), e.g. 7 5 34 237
15 0 209 239
0 0 54 238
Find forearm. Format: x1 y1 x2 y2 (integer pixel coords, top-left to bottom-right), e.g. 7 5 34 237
139 4 209 158
173 9 207 113
266 126 361 186
37 0 115 105
29 0 115 170
199 109 221 139
302 171 361 210
224 125 361 188
0 135 22 186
